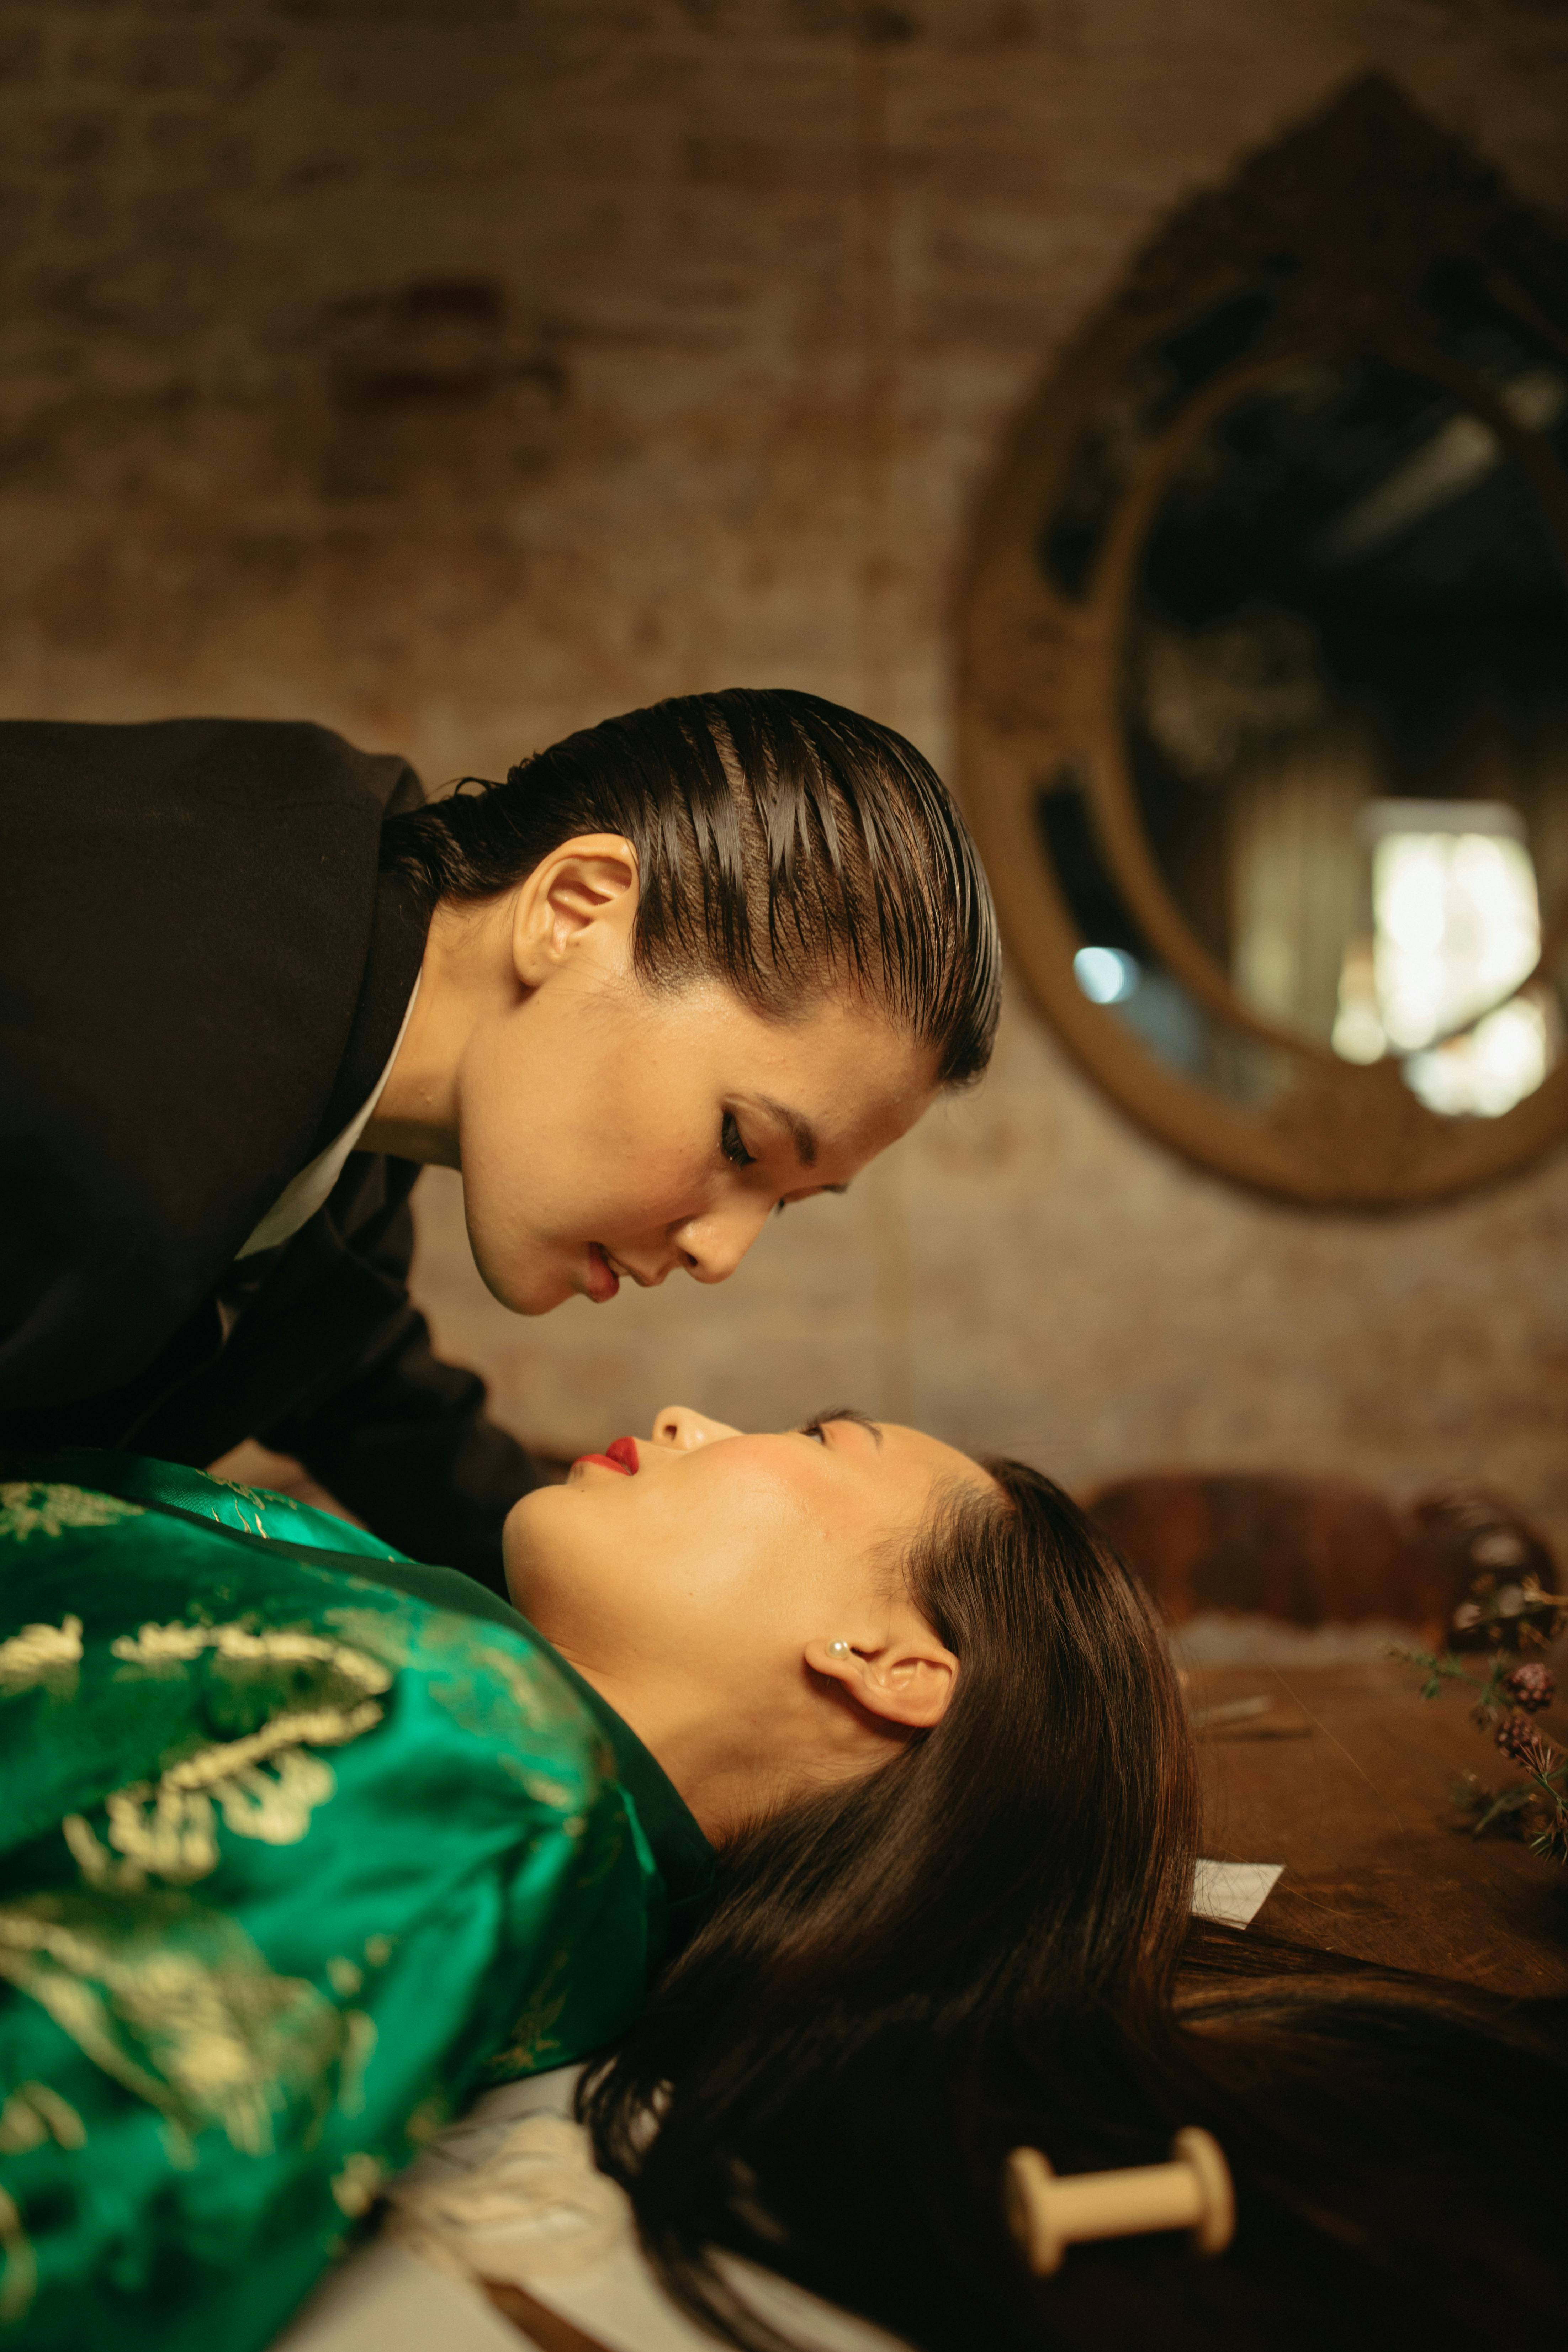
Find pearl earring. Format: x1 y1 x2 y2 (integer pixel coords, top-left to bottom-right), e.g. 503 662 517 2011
825 1640 852 1660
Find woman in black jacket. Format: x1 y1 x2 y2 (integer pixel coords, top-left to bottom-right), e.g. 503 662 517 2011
0 687 999 1591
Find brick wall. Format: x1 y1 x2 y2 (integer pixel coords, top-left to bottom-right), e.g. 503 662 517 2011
6 1 1568 1542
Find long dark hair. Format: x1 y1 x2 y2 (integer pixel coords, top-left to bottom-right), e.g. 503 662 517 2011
581 1462 1568 2350
380 688 1001 1086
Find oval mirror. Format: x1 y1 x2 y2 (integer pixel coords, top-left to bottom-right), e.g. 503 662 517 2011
960 76 1568 1205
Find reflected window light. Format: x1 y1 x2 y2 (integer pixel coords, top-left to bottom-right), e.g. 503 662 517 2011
1074 945 1140 1005
1331 800 1552 1117
1331 940 1385 1064
1373 826 1538 1050
1404 995 1555 1118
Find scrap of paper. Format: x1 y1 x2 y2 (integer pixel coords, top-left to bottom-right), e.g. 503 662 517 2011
1191 1859 1283 1927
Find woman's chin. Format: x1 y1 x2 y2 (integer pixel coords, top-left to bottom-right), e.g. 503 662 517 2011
462 1205 573 1317
475 1255 568 1317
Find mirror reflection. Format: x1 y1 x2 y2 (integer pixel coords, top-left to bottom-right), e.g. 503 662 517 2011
1038 770 1292 1106
1038 275 1291 602
1118 350 1568 1117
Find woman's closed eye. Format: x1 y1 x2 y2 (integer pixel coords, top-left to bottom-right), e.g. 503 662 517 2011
720 1111 756 1169
796 1408 879 1451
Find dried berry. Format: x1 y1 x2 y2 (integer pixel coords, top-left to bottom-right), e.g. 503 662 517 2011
1503 1662 1555 1713
1496 1713 1549 1770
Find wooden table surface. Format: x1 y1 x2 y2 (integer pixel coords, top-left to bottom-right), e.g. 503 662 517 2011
1190 1656 1568 1997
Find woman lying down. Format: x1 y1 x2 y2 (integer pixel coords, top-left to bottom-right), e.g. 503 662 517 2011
0 1414 1561 2352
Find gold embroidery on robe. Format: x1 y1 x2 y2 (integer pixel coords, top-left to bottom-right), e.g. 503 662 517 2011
0 1615 82 1700
65 1745 351 1892
0 1483 144 1545
204 1483 275 1539
486 1942 571 2078
60 1617 395 1892
0 2083 85 2155
111 1621 391 1688
330 2151 383 2216
0 1890 372 2158
0 2086 82 2312
325 1608 578 1742
324 1606 597 1823
0 2185 35 2324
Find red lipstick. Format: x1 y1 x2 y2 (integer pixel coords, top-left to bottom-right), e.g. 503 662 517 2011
573 1436 639 1477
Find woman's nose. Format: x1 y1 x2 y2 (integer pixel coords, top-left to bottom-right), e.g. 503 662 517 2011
651 1404 741 1450
670 1196 773 1286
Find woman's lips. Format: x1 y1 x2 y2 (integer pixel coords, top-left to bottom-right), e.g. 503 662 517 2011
584 1243 620 1304
573 1436 639 1477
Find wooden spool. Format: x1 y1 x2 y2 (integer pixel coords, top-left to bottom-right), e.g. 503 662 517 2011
1006 2129 1235 2276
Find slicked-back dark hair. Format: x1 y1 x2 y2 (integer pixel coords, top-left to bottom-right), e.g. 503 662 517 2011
380 688 1001 1086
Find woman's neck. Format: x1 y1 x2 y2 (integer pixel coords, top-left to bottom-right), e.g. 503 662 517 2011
361 896 510 1166
566 1653 881 1845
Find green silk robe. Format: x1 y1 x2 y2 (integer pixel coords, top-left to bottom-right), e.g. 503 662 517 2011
0 1451 712 2351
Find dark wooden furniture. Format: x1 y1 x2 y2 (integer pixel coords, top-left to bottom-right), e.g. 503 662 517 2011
1192 1656 1568 1997
1088 1471 1450 1633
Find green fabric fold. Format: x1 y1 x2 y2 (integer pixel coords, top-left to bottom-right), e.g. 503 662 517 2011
0 1451 711 2351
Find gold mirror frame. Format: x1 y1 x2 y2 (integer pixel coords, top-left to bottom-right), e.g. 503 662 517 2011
959 75 1568 1206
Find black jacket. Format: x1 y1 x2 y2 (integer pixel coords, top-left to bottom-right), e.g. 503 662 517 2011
0 717 536 1591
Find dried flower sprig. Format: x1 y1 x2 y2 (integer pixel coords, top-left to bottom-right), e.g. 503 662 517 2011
1394 1576 1567 1865
1392 1645 1556 1727
1450 1768 1541 1844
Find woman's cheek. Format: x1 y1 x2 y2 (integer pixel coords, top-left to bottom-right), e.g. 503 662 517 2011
707 1453 818 1555
599 1125 713 1220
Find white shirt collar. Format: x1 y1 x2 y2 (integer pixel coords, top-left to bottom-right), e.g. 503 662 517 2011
235 976 422 1259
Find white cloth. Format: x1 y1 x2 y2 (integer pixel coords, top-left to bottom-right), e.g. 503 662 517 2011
273 2245 519 2352
281 2067 909 2352
237 979 421 1259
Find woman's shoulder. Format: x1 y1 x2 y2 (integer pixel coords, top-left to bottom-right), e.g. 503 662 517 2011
0 1448 711 1967
0 1456 669 2348
0 714 418 800
6 1449 419 1565
0 1449 612 1796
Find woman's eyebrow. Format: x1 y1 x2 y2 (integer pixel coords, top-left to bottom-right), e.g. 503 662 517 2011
748 1093 818 1168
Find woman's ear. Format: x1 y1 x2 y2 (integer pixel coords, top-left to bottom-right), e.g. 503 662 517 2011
806 1633 958 1731
510 833 640 989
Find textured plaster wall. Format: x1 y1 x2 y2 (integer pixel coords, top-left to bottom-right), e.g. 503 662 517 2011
4 1 1567 1542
